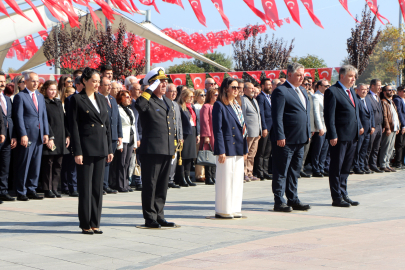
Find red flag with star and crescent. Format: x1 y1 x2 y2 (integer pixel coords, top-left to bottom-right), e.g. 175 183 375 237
209 73 225 85
261 0 282 27
264 70 281 80
227 72 244 79
169 74 187 87
366 0 390 25
162 0 184 9
300 0 323 28
317 68 333 81
211 0 229 29
188 0 206 27
189 73 206 89
284 0 301 28
246 71 262 83
339 0 359 22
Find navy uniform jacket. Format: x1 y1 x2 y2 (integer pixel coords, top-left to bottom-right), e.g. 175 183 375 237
324 82 362 141
270 82 311 144
99 94 123 142
256 91 272 132
393 95 405 129
135 89 176 156
212 100 248 156
0 95 13 138
13 89 49 141
356 94 375 134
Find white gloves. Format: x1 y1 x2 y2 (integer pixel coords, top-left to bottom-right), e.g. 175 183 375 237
149 79 161 91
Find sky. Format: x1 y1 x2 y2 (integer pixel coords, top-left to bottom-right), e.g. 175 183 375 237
2 0 402 74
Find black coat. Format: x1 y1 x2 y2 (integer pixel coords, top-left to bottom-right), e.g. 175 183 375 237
68 91 113 157
135 89 176 156
0 94 14 139
356 95 375 134
42 98 70 156
367 92 383 126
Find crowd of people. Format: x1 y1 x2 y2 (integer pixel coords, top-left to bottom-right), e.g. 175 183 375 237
0 62 403 231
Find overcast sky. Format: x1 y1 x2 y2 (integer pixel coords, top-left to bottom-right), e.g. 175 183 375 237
2 0 401 74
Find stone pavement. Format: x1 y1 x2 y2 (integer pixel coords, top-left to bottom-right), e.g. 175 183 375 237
1 171 404 269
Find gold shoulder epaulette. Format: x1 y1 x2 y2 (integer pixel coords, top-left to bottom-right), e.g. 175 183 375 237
141 92 151 101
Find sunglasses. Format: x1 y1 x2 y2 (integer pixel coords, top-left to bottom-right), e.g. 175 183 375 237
303 83 311 86
214 94 218 96
231 86 241 90
19 81 25 83
66 80 73 83
200 94 206 97
323 85 330 88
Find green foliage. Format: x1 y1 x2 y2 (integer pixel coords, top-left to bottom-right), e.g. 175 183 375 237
193 52 233 72
61 68 74 75
291 54 327 81
167 61 205 88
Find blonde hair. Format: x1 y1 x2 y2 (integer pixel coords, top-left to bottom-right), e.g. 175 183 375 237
179 88 194 111
61 86 76 104
194 89 204 104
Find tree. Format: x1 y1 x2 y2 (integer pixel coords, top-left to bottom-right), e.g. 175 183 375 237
232 24 294 83
291 54 327 80
193 52 233 72
346 4 381 76
167 61 205 88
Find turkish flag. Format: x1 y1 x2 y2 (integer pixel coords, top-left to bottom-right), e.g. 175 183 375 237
339 0 359 22
264 70 281 80
4 0 33 23
139 0 160 14
25 35 38 55
335 67 341 74
304 69 315 79
366 0 390 25
0 0 12 19
284 0 301 28
58 0 80 28
211 0 229 29
188 0 206 27
53 75 62 82
282 70 287 76
25 0 47 29
262 0 281 27
169 74 187 86
246 71 262 83
300 0 323 28
189 73 206 89
244 0 275 30
317 68 333 81
38 75 51 84
38 31 48 41
209 73 225 85
227 72 244 79
400 0 405 22
93 0 121 23
8 73 20 80
6 47 15 59
163 0 184 9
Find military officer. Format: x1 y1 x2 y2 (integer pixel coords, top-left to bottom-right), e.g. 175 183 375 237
135 67 177 228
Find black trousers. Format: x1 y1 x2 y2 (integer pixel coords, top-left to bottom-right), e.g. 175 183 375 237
329 139 357 201
140 154 171 222
104 140 117 190
77 156 105 229
61 152 77 193
115 138 134 192
0 135 11 194
353 133 371 171
272 142 304 205
311 132 329 173
41 155 63 191
205 165 216 179
394 132 405 165
367 124 382 169
254 135 271 176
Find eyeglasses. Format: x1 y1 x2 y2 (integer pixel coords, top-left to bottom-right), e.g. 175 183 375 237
214 94 219 96
19 81 25 84
323 85 330 88
66 80 73 83
200 94 206 97
303 83 310 86
231 86 241 90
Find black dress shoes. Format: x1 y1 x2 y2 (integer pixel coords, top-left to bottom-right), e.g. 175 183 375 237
82 229 94 235
117 189 129 193
168 182 181 188
263 173 272 180
381 167 391 172
178 178 189 187
205 178 215 185
353 168 365 174
258 175 265 181
105 187 118 194
0 200 2 204
145 220 161 228
135 184 143 191
127 188 134 192
273 203 292 212
212 178 216 183
288 202 311 211
300 171 311 178
370 166 383 173
332 199 351 207
343 195 359 206
186 176 197 186
69 191 79 197
0 193 16 201
44 190 56 198
157 219 176 227
363 169 372 174
312 172 324 178
52 190 62 198
62 190 70 195
17 194 29 201
27 192 43 200
92 229 103 234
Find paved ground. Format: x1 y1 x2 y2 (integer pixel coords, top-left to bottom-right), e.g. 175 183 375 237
1 171 404 270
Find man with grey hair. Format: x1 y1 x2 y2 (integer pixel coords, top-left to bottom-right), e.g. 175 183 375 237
204 78 215 93
324 65 363 207
271 63 311 212
271 79 280 92
124 76 138 89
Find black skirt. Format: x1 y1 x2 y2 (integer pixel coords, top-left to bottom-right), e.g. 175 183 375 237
182 126 197 159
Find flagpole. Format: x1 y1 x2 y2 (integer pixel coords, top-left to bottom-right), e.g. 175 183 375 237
399 6 403 87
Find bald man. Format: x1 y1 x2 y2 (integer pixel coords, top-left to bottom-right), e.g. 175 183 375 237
204 78 215 93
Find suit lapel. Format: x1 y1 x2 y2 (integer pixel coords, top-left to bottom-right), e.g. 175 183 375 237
81 92 104 123
226 104 242 127
286 84 306 110
152 95 168 111
23 89 38 114
336 82 354 107
244 96 257 112
260 92 271 107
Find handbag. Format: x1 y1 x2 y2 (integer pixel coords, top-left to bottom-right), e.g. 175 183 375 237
133 157 141 177
196 143 216 167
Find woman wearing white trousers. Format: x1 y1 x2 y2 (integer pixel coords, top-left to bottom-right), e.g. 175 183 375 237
212 78 248 219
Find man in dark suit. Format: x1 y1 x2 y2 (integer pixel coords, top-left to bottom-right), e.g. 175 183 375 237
271 63 311 212
99 77 123 194
254 78 272 181
0 72 17 202
324 65 363 207
366 79 383 173
392 86 405 169
353 84 375 174
135 67 177 228
13 71 49 201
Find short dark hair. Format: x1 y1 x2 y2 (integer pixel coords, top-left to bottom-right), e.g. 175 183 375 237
0 71 6 77
100 76 110 85
304 76 313 81
236 78 244 84
370 79 381 86
260 78 271 86
74 76 82 85
100 65 113 73
397 86 405 92
81 67 100 85
73 69 83 76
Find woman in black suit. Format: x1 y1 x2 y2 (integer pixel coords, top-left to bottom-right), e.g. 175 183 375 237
40 80 70 198
69 67 113 234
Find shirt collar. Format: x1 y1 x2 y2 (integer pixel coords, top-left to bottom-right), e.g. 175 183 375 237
338 81 350 92
315 90 324 96
26 88 36 95
370 91 377 97
286 80 298 90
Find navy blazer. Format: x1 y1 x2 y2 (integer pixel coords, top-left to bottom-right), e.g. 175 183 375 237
256 91 272 131
324 82 362 141
1 94 14 139
13 89 49 141
99 94 123 141
130 99 142 141
393 95 405 129
270 82 311 144
212 101 248 156
180 104 200 136
356 95 375 134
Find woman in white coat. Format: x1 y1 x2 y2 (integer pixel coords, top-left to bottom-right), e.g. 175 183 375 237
115 90 137 192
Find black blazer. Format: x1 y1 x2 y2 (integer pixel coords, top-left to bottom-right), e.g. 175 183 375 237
270 81 311 144
68 91 112 157
42 98 70 156
0 95 13 138
356 95 375 135
367 92 383 126
256 91 273 131
99 93 123 141
135 89 176 156
180 104 200 136
324 82 362 141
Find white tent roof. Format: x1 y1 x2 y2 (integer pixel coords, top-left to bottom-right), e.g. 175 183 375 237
0 5 231 72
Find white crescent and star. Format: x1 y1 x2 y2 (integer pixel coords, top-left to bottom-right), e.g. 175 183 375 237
174 78 183 85
191 0 199 8
265 1 272 9
214 76 220 82
321 71 329 78
287 1 295 10
194 77 202 85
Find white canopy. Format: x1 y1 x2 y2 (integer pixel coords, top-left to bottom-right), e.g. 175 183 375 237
0 5 231 72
